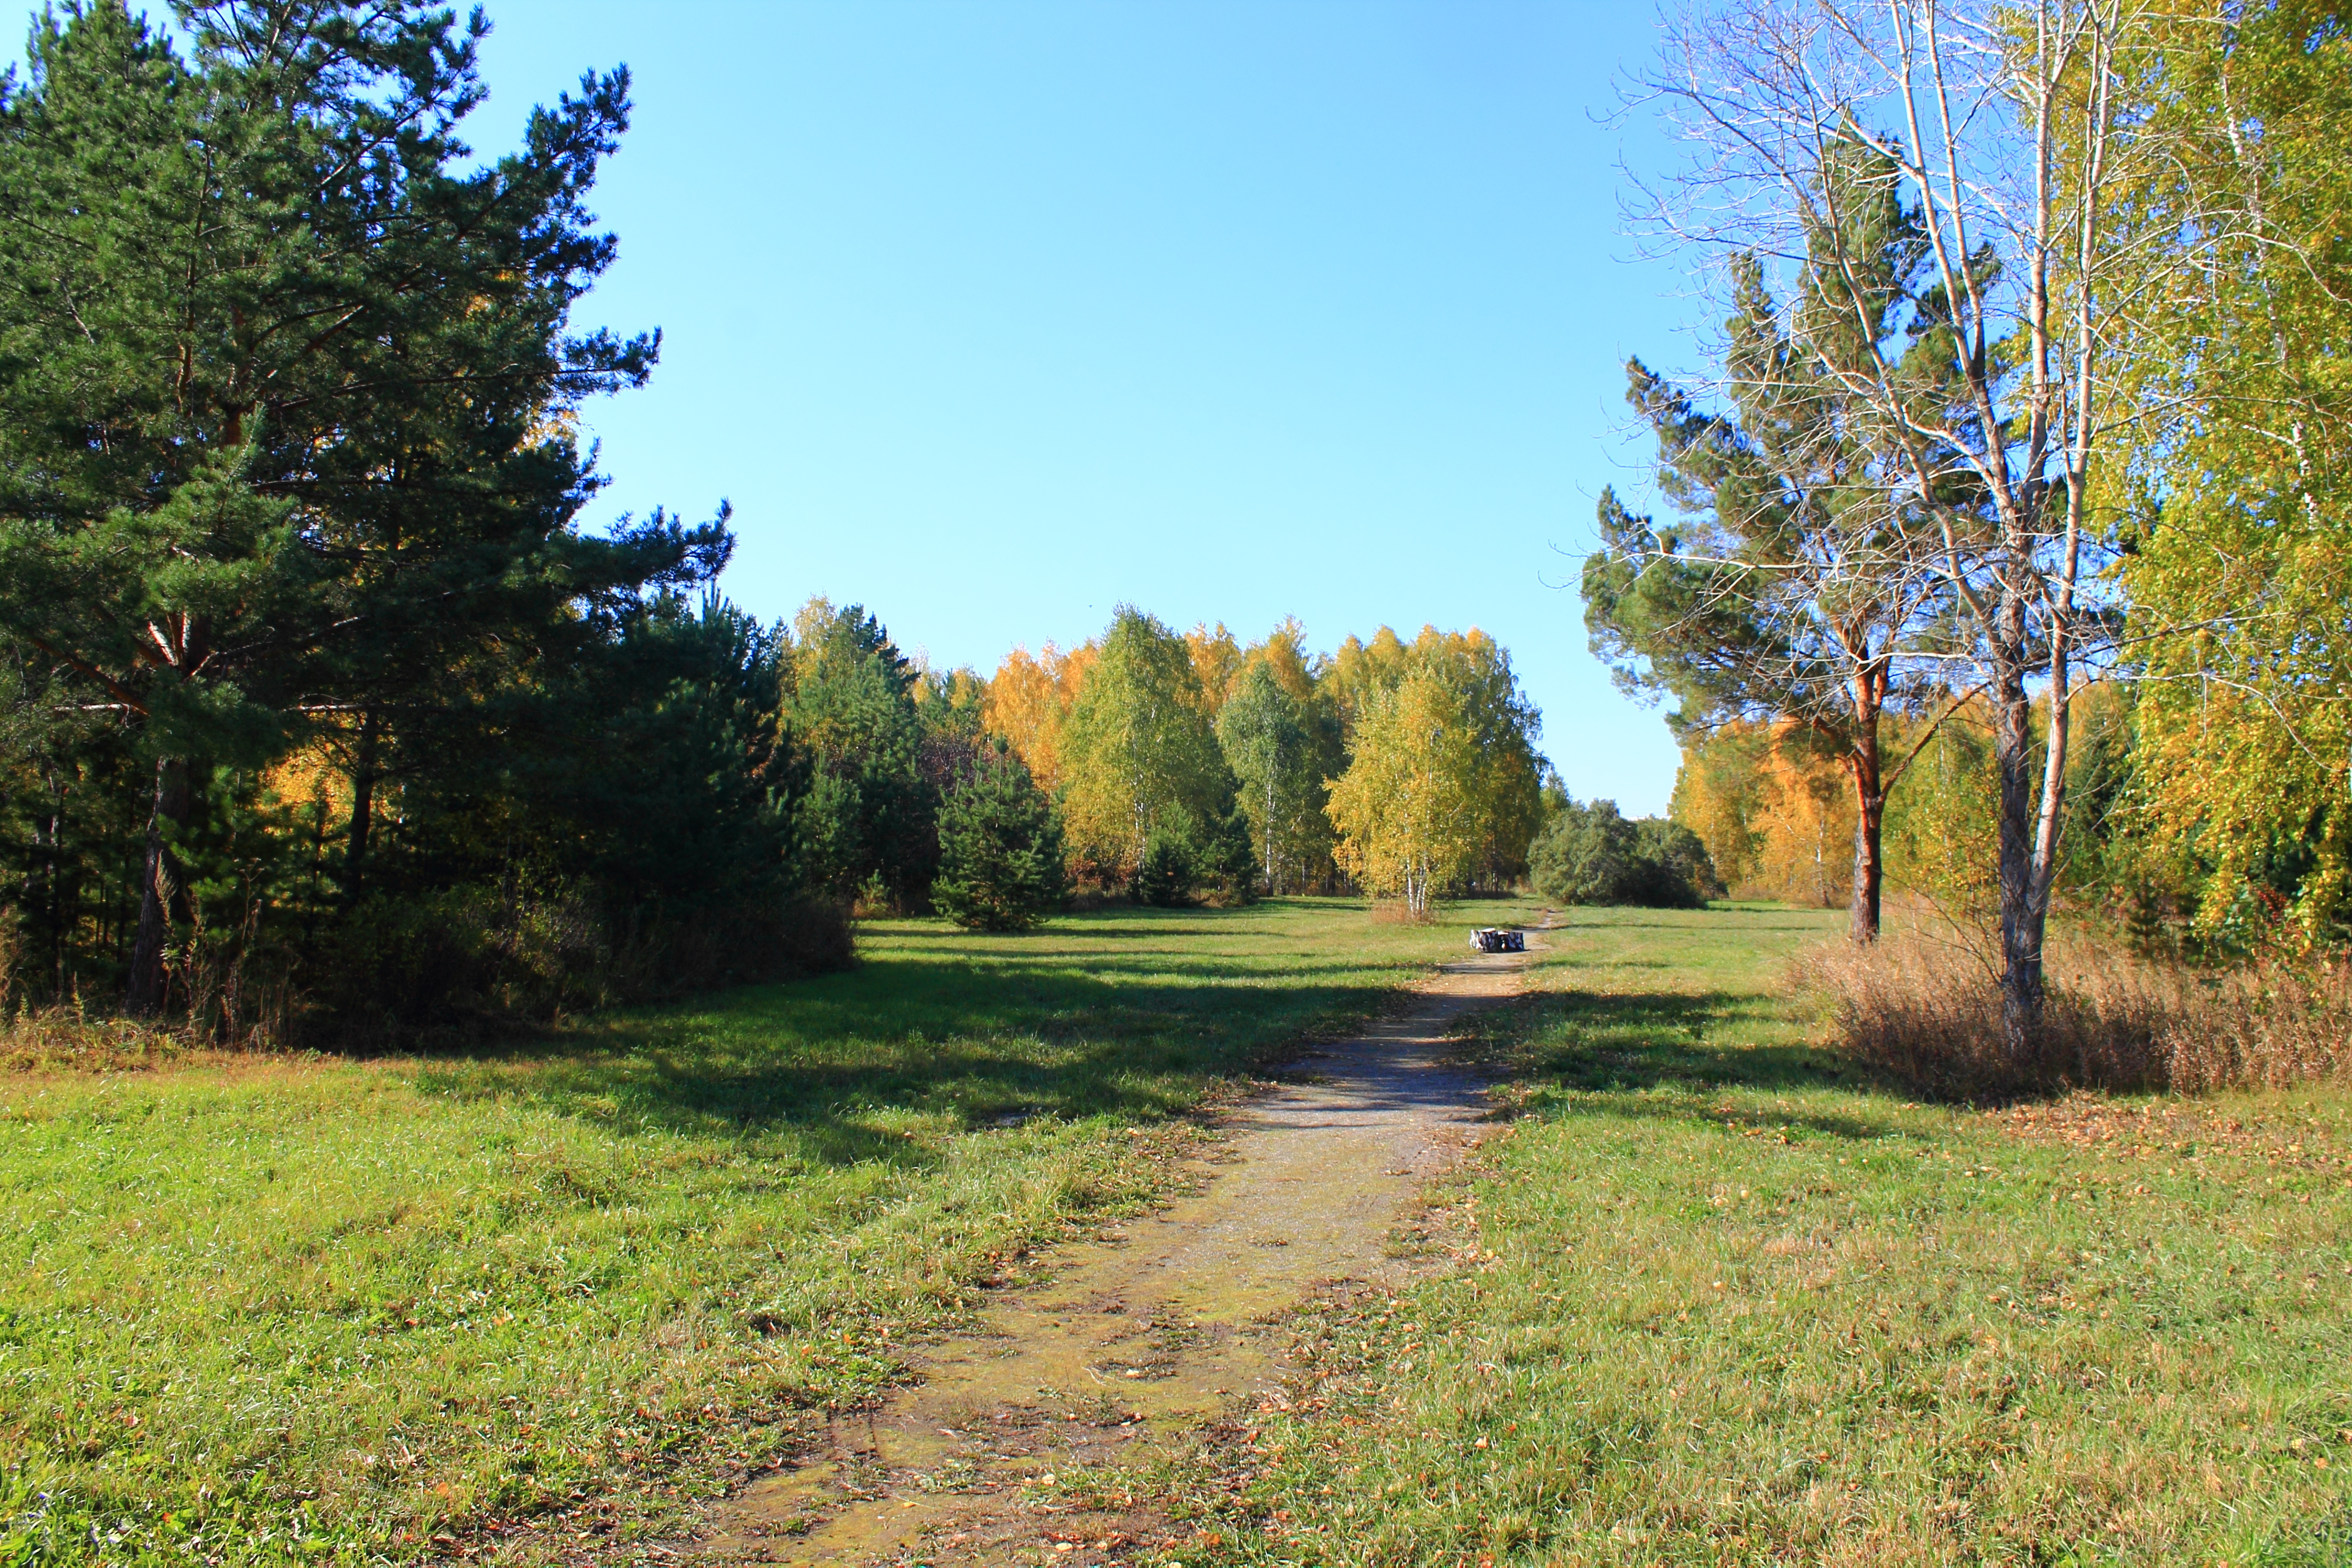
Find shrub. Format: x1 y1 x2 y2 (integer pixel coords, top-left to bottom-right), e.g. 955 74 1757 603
322 885 854 1031
930 746 1066 932
1529 799 1722 908
1793 929 2352 1099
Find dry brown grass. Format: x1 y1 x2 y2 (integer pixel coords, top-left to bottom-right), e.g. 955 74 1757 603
1793 928 2352 1099
0 1005 224 1072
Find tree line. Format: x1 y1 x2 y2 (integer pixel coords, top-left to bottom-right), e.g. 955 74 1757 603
0 0 1555 1038
1585 0 2352 1054
984 615 1548 918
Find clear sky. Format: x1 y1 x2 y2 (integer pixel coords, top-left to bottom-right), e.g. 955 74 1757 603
15 1 1703 814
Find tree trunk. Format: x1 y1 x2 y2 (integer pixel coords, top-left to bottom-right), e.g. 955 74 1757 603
1848 771 1885 944
344 709 380 902
1990 590 2043 1060
126 755 190 1017
1263 776 1278 894
1845 669 1887 943
41 771 66 995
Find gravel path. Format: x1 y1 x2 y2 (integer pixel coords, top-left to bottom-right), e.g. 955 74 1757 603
694 940 1535 1566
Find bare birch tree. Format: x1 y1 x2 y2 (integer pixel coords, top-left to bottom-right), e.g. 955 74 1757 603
1625 0 2155 1053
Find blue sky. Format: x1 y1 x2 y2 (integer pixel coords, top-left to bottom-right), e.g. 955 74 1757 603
15 2 1702 814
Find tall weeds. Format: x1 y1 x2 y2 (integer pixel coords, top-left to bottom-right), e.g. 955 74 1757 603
1793 930 2352 1099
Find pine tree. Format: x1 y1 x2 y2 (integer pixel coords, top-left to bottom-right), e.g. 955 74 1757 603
0 1 732 1016
932 745 1065 933
783 600 935 909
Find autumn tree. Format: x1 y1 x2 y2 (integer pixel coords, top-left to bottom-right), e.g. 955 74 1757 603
982 641 1097 792
2107 0 2352 951
1324 627 1414 740
1246 617 1325 706
1671 721 1856 907
1058 608 1239 884
1326 672 1484 916
1183 622 1244 715
1324 626 1544 890
1405 628 1547 888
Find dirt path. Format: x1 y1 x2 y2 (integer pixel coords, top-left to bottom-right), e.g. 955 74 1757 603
693 941 1534 1567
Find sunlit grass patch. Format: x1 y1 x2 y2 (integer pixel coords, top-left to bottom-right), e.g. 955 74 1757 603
1190 905 2352 1567
0 897 1533 1564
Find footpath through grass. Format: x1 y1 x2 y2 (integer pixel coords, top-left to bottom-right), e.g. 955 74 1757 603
1187 905 2352 1567
0 898 1529 1565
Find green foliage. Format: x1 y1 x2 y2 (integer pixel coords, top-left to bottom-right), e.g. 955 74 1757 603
931 744 1065 933
1058 607 1239 882
2108 0 2352 952
1214 662 1337 895
1120 802 1259 908
1194 801 1262 905
1584 159 1962 938
1529 797 1721 909
0 0 809 1032
783 600 939 911
1130 830 1197 908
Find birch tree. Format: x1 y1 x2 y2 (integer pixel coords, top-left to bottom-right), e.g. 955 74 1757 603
1057 607 1233 879
1325 672 1484 916
1630 0 2158 1050
1215 662 1327 894
2106 0 2352 950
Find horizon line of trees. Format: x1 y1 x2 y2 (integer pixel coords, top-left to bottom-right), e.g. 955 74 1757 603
793 604 1554 923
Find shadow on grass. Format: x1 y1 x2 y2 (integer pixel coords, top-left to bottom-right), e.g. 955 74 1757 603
1471 986 1915 1143
400 917 1408 1166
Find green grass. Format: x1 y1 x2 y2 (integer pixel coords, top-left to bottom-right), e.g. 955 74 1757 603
1186 905 2352 1567
0 898 1534 1566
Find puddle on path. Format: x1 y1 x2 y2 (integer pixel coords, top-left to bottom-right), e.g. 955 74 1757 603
692 940 1538 1567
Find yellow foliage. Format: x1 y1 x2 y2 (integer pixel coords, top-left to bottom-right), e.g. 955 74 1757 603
1326 672 1485 914
263 741 350 820
1325 625 1412 735
1671 720 1852 907
1242 616 1321 704
981 641 1097 793
1183 622 1243 714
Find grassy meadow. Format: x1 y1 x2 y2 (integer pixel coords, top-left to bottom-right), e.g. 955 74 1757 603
1183 905 2352 1567
0 899 1537 1565
8 899 2348 1568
